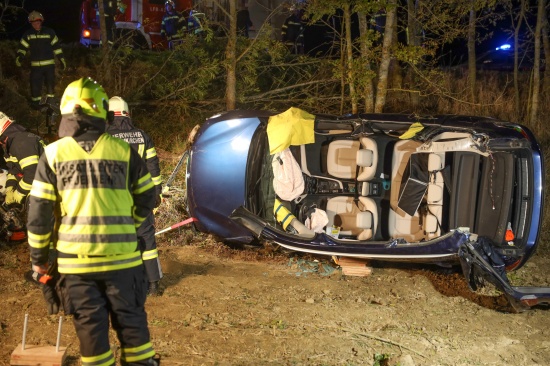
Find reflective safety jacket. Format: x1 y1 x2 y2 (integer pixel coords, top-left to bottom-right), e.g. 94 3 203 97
107 116 162 195
17 26 64 67
161 11 185 39
281 14 304 48
1 123 45 197
27 133 156 274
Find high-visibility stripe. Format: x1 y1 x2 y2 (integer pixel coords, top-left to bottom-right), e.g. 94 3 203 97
142 248 159 261
145 147 157 159
137 144 145 158
30 180 56 201
133 173 153 194
19 155 39 169
81 348 115 366
61 215 134 226
20 39 29 48
28 231 51 249
17 179 33 191
57 251 142 274
31 59 55 67
57 232 138 245
151 175 162 185
5 156 17 163
121 342 156 363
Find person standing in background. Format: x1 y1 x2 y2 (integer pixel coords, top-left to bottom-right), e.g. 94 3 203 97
16 11 66 110
237 2 253 38
108 96 164 296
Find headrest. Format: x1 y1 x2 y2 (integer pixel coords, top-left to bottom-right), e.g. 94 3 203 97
356 211 373 230
428 153 443 172
356 149 373 167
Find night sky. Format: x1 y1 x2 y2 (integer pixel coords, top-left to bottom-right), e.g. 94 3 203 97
5 0 82 42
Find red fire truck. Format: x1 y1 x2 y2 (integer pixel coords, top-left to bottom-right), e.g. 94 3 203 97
80 0 192 50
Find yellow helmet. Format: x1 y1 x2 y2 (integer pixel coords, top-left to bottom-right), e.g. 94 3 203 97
60 77 109 120
28 11 44 22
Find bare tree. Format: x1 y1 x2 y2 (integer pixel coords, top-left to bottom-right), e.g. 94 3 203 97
530 0 545 128
357 11 375 112
97 0 108 49
343 4 357 113
225 0 237 110
374 0 396 113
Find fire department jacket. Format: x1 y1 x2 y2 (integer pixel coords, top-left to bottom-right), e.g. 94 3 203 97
27 131 156 274
17 25 64 67
161 11 185 39
106 116 162 196
2 123 45 197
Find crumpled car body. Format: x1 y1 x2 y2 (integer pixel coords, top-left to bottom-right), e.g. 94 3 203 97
184 110 548 310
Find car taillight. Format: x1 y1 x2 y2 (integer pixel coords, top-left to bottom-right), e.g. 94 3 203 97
82 29 91 38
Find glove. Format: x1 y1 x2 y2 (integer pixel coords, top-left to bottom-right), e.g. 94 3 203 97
42 281 61 315
15 56 21 67
4 186 15 205
155 194 163 208
60 58 67 70
5 189 25 207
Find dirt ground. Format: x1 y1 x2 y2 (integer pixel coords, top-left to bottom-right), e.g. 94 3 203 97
1 231 550 366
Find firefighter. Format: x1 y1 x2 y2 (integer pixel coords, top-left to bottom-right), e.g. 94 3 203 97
161 0 185 49
281 6 305 54
107 96 164 296
0 111 46 241
16 11 66 110
27 77 159 365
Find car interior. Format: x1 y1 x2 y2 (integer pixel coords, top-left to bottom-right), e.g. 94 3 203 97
250 121 519 246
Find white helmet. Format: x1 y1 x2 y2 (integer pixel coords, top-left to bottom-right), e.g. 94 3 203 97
108 96 130 117
0 112 13 137
0 169 8 195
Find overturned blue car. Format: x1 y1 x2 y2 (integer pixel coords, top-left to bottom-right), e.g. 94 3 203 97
182 108 549 311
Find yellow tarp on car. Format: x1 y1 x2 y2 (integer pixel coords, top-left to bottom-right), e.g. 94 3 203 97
267 107 315 154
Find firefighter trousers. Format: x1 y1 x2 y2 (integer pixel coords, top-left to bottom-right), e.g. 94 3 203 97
137 212 163 283
30 65 55 105
62 265 156 365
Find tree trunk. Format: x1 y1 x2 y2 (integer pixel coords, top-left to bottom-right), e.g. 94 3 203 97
530 0 545 129
374 0 396 113
407 0 421 109
98 0 108 50
225 0 237 111
467 3 476 104
344 4 357 114
358 12 374 112
514 0 526 115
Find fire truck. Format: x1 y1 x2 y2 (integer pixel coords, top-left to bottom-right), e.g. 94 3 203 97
80 0 192 50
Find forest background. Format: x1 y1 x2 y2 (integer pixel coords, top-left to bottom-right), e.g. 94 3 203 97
0 0 549 147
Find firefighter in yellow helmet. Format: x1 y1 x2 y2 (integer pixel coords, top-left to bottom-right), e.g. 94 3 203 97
27 77 160 365
16 11 66 109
